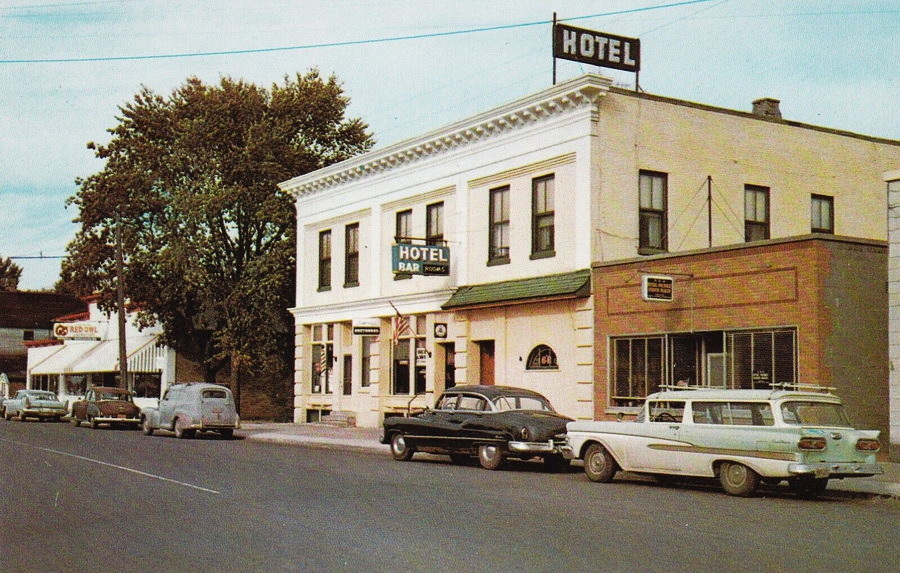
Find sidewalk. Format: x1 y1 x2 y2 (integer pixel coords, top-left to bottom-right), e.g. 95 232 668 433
236 422 900 498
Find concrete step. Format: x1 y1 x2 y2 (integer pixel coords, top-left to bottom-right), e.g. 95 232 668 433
321 411 356 428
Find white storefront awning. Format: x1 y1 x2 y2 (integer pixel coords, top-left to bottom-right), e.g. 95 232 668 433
29 335 165 375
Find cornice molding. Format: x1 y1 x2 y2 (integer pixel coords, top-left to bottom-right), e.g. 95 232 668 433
279 74 612 198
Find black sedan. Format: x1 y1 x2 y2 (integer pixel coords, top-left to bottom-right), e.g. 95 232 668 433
381 385 572 471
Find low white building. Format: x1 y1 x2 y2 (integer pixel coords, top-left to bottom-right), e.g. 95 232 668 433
26 298 175 410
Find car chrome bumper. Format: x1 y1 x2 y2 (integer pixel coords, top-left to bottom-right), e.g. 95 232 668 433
508 439 563 455
788 462 883 478
94 416 141 424
23 408 66 417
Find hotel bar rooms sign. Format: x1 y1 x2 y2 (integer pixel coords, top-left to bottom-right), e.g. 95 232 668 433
553 23 640 73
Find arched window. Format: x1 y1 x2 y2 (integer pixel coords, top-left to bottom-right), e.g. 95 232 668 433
526 344 558 370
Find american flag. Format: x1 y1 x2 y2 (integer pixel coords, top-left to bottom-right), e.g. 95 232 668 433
392 315 409 345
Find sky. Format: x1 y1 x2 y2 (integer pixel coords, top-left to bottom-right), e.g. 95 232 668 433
1 0 897 290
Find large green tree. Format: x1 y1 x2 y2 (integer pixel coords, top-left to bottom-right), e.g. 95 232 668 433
0 256 22 291
61 70 373 413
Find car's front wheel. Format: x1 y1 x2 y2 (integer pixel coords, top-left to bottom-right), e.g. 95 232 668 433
584 443 617 482
719 462 760 496
478 444 505 470
18 410 27 422
89 415 99 429
390 432 414 461
141 417 154 436
219 429 234 439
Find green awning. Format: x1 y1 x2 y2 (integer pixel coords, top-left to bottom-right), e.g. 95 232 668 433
442 269 591 310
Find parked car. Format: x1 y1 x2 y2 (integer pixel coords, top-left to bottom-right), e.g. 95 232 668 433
381 385 572 471
0 397 6 418
563 385 883 497
141 382 239 439
2 389 67 422
70 386 142 429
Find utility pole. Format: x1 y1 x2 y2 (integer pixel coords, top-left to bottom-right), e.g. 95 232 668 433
115 211 128 389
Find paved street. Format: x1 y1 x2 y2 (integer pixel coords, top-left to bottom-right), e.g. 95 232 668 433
1 420 898 572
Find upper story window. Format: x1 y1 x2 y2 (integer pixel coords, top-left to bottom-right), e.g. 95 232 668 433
318 230 331 290
810 194 834 234
489 186 510 265
531 175 555 259
526 344 558 370
395 209 412 243
344 223 359 287
744 185 770 242
426 202 444 246
22 330 35 341
395 209 412 280
639 171 667 254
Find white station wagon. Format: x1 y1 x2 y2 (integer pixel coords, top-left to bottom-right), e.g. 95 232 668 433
563 386 883 497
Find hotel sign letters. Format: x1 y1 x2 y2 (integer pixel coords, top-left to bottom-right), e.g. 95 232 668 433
642 275 674 302
392 244 450 276
553 23 640 73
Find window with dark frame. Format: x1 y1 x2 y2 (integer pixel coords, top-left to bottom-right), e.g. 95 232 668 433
489 186 510 264
395 209 412 280
639 171 667 253
426 202 444 245
531 175 555 258
344 223 359 287
811 194 834 234
744 185 770 241
318 229 331 290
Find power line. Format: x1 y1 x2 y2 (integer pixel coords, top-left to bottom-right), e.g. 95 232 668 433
1 0 718 64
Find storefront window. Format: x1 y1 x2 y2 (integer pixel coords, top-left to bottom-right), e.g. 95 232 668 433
393 315 426 395
609 328 797 407
311 324 334 394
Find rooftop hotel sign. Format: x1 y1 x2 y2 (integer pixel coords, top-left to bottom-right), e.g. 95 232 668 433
553 23 640 73
392 243 450 276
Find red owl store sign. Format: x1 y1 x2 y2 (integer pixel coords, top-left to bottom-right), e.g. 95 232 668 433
53 322 101 340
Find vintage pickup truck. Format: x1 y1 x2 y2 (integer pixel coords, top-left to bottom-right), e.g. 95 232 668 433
563 385 882 497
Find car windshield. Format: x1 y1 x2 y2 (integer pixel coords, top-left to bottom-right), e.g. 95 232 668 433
33 392 57 400
491 395 553 412
781 401 852 427
98 391 131 401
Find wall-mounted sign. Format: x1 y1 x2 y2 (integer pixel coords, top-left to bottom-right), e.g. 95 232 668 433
433 322 448 339
352 318 381 336
53 321 102 340
642 275 674 302
392 244 450 275
553 23 640 73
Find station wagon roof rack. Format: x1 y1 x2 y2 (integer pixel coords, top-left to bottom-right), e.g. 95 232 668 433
658 384 727 391
769 383 836 394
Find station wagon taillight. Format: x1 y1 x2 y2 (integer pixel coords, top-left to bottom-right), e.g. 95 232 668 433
798 437 826 450
855 439 881 452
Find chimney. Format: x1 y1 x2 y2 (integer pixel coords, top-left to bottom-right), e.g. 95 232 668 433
752 98 782 119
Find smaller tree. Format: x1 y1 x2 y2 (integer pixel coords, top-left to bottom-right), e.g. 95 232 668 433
0 256 22 291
